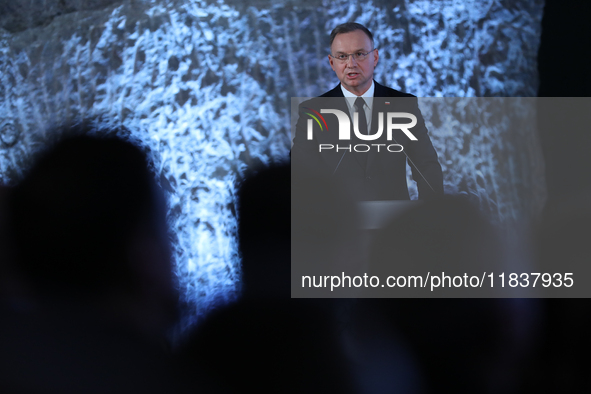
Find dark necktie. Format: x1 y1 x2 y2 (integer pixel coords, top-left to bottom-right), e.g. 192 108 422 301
354 97 368 135
354 97 368 167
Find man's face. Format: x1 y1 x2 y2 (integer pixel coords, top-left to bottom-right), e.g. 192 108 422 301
328 30 379 96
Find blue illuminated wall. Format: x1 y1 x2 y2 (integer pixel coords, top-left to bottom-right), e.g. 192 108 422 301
0 0 545 324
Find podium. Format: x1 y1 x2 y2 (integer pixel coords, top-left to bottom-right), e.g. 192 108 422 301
357 200 422 229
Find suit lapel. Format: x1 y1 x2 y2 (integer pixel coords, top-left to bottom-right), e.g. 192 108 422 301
367 81 389 171
321 85 344 98
316 86 349 145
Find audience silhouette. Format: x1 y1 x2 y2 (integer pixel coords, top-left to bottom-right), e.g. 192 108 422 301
1 128 178 393
0 130 584 394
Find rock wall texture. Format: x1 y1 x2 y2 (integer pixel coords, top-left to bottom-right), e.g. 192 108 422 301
0 0 545 324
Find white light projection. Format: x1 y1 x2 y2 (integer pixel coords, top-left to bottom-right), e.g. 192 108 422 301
0 0 544 325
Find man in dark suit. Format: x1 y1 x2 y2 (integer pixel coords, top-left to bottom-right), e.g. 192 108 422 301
291 22 443 201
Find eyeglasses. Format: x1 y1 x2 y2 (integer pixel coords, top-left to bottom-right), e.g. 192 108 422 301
329 48 377 63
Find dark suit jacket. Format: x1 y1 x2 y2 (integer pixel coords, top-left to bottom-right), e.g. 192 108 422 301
291 81 443 200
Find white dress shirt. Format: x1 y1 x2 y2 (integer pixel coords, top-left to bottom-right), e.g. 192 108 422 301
340 81 374 133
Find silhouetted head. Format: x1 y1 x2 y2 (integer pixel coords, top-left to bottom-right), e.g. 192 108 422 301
237 164 361 298
2 127 179 394
291 169 362 297
237 164 291 298
7 129 176 334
